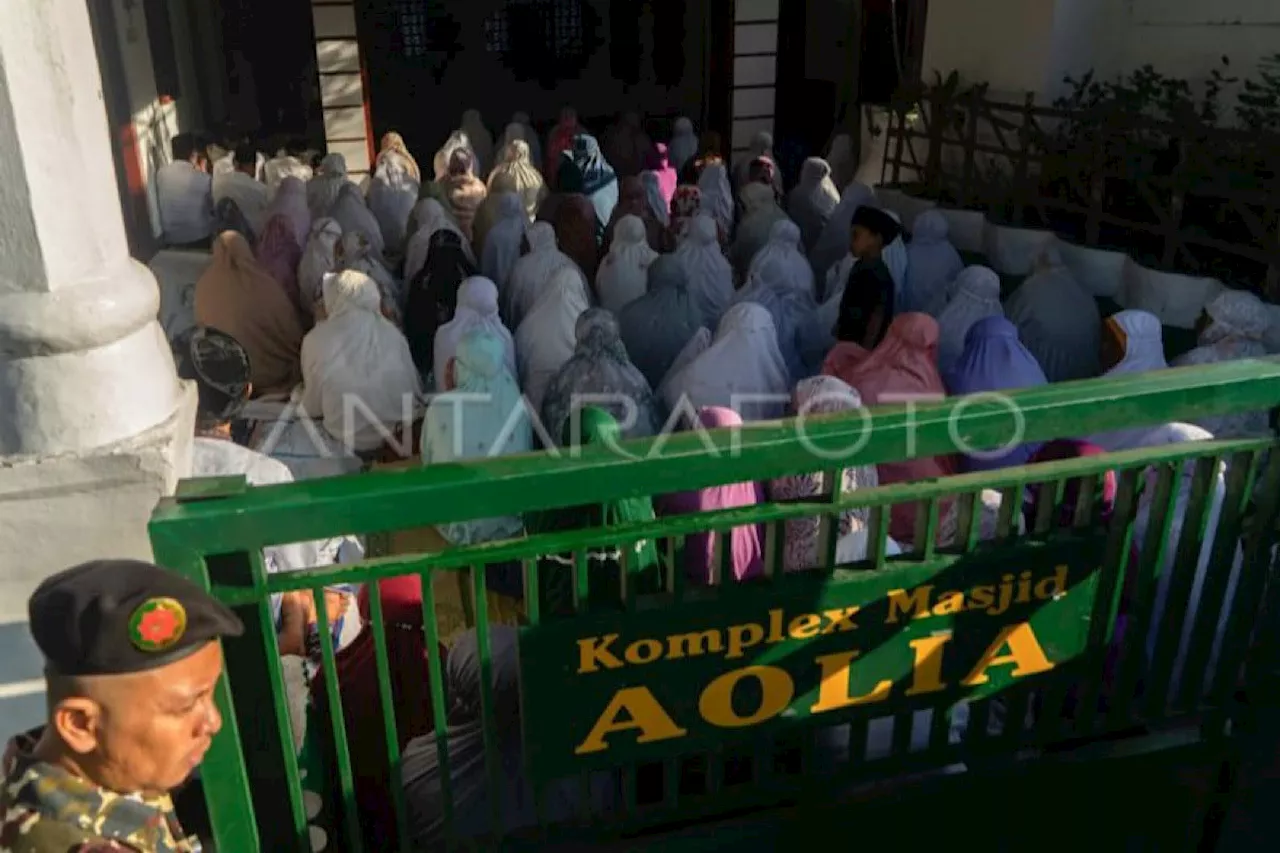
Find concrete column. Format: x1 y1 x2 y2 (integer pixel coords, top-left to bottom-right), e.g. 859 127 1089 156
0 0 196 736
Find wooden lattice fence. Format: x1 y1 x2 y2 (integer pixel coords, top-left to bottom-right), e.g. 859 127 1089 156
882 89 1280 293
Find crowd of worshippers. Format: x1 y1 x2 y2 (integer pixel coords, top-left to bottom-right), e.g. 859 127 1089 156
152 106 1272 850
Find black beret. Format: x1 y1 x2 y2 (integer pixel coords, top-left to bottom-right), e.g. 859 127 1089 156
850 205 903 244
171 326 252 424
28 560 244 677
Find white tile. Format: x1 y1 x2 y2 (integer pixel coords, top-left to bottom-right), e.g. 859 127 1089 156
732 87 775 118
312 5 358 39
319 72 364 108
734 22 777 54
734 55 776 86
323 107 367 142
316 39 360 74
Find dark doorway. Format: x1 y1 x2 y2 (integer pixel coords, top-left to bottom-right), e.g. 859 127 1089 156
859 0 929 104
218 0 322 145
774 0 927 177
356 0 715 165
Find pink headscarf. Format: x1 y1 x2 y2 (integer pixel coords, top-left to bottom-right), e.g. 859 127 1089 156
657 407 765 585
255 214 305 317
643 142 678 206
825 313 956 543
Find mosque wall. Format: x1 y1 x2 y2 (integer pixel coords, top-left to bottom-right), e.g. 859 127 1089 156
1091 0 1280 97
922 0 1280 105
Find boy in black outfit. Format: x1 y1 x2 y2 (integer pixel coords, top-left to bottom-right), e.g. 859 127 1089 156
833 206 902 349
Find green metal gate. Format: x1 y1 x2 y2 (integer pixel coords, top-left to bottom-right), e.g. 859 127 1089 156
149 359 1280 851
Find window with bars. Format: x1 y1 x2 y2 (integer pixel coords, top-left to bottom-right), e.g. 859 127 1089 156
483 0 586 61
395 0 459 60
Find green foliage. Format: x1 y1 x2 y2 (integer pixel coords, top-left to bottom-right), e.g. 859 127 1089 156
1236 53 1280 134
1047 58 1240 180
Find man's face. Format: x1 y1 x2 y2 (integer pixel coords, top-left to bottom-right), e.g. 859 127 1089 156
850 225 882 260
58 642 225 795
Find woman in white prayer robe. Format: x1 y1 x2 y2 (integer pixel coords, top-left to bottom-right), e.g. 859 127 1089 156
661 302 791 422
1173 289 1272 438
264 150 313 196
433 276 516 392
934 265 1005 376
746 219 814 297
730 254 822 383
617 256 708 390
329 183 387 259
673 214 735 330
299 270 424 455
728 183 790 281
497 112 543 172
1004 245 1102 382
212 162 270 234
596 215 659 315
433 130 476 181
488 139 547 222
786 157 840 254
1088 309 1172 451
298 218 343 319
731 132 782 195
697 162 735 242
903 210 963 314
514 266 591 415
505 222 588 329
367 155 421 257
479 193 528 294
308 153 349 219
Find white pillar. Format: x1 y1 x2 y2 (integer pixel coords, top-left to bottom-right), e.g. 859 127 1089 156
0 0 196 736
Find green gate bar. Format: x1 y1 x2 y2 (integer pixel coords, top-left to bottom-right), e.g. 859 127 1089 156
149 359 1280 851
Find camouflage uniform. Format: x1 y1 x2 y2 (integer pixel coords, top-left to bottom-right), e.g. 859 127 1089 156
0 729 200 853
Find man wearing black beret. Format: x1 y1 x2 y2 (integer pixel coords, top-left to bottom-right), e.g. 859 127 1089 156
0 560 243 852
